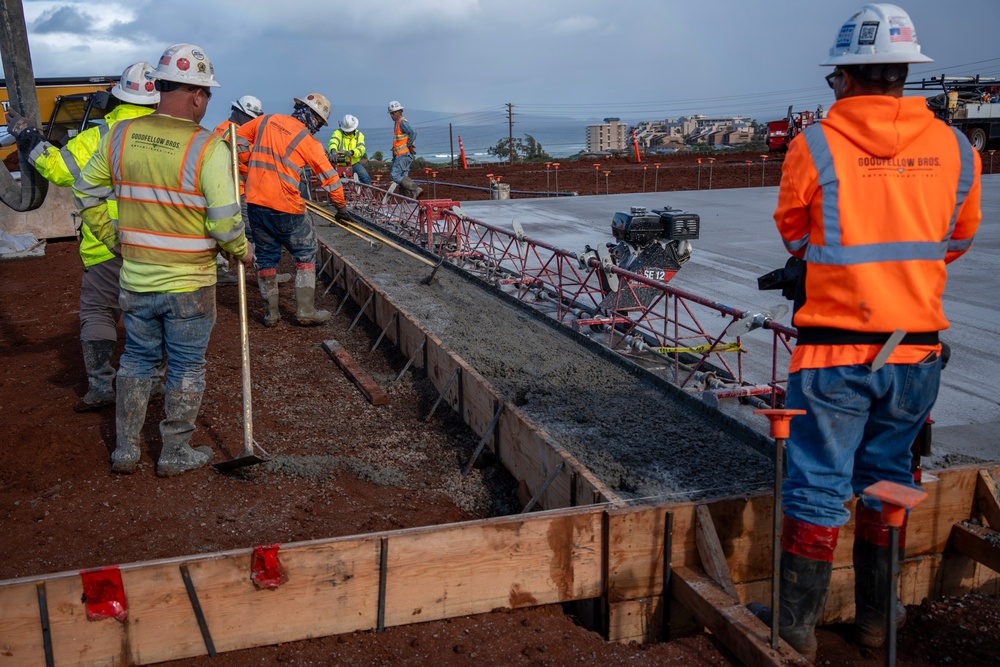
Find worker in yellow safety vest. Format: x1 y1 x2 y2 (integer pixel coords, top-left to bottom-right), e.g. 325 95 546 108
74 43 253 477
327 114 371 185
6 62 159 413
387 100 422 198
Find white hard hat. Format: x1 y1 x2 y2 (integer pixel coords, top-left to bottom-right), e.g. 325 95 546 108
152 43 221 87
387 100 403 113
341 114 359 132
294 93 331 126
232 95 263 118
111 61 160 105
822 3 933 66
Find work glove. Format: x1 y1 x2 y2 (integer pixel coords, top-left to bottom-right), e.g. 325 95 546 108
408 146 416 155
334 206 353 223
4 109 34 139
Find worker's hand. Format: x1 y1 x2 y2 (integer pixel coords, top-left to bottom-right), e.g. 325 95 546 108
4 110 34 139
408 146 416 155
334 206 353 223
239 244 255 267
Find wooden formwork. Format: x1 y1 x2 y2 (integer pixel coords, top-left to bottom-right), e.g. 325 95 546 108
2 466 998 666
3 242 999 666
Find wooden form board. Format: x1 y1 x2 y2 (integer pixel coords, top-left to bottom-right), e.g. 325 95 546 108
3 465 1000 664
316 241 616 511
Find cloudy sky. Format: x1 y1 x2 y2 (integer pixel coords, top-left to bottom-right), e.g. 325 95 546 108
9 0 1000 134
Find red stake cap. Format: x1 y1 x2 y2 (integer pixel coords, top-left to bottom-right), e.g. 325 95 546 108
754 408 807 439
862 480 928 526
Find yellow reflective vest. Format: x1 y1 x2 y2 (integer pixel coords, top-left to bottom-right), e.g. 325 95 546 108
30 103 154 267
327 129 366 166
74 114 247 293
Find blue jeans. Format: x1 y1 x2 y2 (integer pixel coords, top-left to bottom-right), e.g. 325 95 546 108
351 161 372 185
247 203 318 270
783 358 940 527
118 287 217 394
390 154 413 184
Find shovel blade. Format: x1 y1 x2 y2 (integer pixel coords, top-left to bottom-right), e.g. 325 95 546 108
212 442 271 472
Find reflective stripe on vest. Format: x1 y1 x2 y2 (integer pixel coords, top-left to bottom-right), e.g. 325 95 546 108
109 117 219 264
800 124 973 266
946 126 976 253
247 116 311 188
392 117 408 156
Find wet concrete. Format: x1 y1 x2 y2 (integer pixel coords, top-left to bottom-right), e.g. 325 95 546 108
314 215 774 501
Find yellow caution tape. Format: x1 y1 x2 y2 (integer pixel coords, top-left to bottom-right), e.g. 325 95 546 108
654 342 742 355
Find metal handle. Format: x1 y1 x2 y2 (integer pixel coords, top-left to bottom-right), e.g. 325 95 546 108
230 123 254 458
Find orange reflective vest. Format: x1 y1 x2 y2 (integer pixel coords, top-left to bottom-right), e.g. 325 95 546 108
774 95 982 372
213 118 251 196
237 113 345 214
392 116 413 157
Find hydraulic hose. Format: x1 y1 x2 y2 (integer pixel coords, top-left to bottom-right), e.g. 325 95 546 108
0 0 48 212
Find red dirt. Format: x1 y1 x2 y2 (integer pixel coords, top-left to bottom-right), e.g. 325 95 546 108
2 150 998 665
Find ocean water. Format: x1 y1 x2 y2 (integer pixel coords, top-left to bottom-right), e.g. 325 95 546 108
360 121 587 164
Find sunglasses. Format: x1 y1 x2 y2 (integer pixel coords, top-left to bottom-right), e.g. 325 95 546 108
187 86 212 100
825 69 845 90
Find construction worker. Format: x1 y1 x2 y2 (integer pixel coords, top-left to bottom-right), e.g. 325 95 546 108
765 5 982 660
5 62 159 413
212 95 263 285
327 114 371 185
74 43 253 477
387 100 422 198
237 93 349 327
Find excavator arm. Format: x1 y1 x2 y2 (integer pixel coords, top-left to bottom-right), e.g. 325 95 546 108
0 0 47 211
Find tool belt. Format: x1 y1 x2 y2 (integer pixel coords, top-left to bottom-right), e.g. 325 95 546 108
796 327 939 346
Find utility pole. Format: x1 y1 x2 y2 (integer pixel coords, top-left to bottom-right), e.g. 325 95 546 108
507 102 514 167
449 123 454 170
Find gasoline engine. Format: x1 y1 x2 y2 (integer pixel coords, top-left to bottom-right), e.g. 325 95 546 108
580 206 699 309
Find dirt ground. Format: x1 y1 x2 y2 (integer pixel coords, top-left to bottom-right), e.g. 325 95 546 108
2 149 999 665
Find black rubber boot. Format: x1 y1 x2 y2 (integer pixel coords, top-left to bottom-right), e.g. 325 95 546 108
400 176 423 199
258 273 281 327
854 504 907 648
75 339 116 412
157 391 213 477
778 550 833 661
112 377 154 473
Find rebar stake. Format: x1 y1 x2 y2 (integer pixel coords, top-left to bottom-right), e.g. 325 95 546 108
754 408 806 650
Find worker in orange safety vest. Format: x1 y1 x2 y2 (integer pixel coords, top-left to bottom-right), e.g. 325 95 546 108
759 4 983 661
387 100 422 198
212 95 264 285
237 92 348 327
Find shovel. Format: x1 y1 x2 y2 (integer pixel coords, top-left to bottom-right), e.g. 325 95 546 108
214 124 270 472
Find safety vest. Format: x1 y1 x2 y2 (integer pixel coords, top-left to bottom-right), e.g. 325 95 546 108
238 114 345 214
213 117 251 196
327 129 366 165
29 104 153 267
392 116 410 157
108 117 223 267
774 95 982 371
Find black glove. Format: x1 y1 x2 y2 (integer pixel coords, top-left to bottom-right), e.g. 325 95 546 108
334 206 352 223
408 146 416 155
5 109 33 139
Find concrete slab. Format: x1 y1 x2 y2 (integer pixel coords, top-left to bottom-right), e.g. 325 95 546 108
460 175 1000 463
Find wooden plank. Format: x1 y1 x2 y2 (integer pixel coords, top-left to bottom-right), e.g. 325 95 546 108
673 566 808 667
951 522 1000 574
976 470 1000 530
322 340 389 406
383 509 603 627
695 504 739 599
607 597 663 644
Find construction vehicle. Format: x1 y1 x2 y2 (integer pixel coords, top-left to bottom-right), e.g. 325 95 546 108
1 75 118 162
766 105 820 152
906 74 999 153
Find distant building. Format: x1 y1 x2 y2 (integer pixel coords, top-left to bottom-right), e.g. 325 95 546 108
632 115 756 149
585 118 628 153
